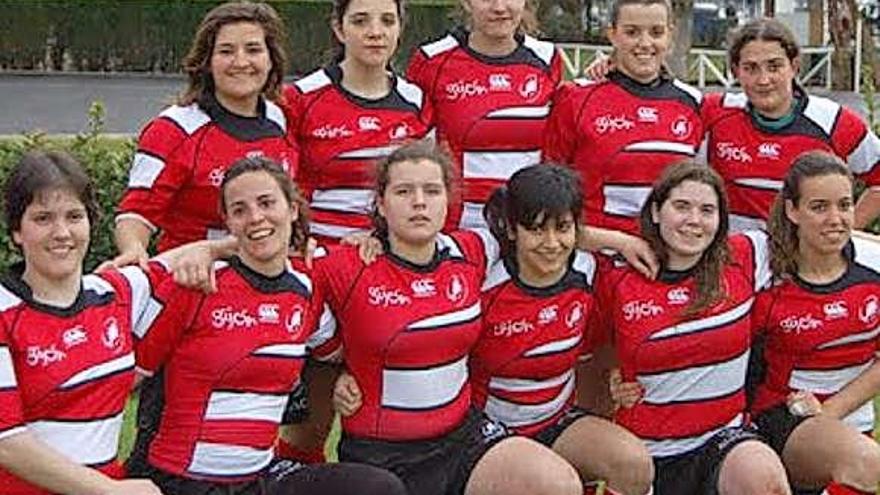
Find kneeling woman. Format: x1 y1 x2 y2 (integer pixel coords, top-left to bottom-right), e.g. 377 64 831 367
599 162 790 495
470 165 653 495
751 151 880 495
129 157 406 495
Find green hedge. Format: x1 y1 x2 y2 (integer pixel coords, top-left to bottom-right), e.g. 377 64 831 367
0 103 134 272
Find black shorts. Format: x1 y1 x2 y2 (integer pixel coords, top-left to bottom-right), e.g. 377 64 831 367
337 409 511 495
143 458 406 495
532 407 593 447
653 426 763 495
753 403 809 456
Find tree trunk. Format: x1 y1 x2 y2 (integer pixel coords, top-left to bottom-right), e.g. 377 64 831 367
668 0 694 79
861 13 880 90
829 0 857 90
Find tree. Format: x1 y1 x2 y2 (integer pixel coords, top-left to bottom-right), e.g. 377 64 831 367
829 0 857 89
668 0 694 79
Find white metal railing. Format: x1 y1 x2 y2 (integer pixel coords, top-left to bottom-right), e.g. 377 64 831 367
557 43 835 90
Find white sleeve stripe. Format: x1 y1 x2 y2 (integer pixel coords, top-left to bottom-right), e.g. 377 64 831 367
0 347 17 389
0 425 27 442
114 212 158 233
127 152 166 189
848 129 880 175
307 304 337 350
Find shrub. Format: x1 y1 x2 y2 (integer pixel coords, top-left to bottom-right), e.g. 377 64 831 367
0 101 135 271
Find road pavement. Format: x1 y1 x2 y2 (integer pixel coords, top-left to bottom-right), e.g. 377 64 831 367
0 72 875 135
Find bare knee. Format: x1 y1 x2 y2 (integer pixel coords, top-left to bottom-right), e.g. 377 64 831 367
833 439 880 491
718 441 791 495
603 442 654 495
467 438 581 495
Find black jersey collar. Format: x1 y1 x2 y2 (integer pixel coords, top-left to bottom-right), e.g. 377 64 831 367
226 256 310 297
324 63 417 112
199 92 284 141
0 262 112 317
502 252 589 297
381 236 453 273
449 26 545 68
791 240 855 294
657 263 698 284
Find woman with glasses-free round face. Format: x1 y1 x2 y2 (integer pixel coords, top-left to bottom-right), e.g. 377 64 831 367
749 151 880 494
0 151 165 495
602 162 790 495
543 0 704 237
114 1 297 267
702 17 880 233
406 0 561 231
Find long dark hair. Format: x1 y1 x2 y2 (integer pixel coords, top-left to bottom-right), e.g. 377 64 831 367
4 150 98 246
331 0 406 63
640 162 730 315
483 164 582 259
180 1 288 106
767 151 853 278
220 156 310 251
370 140 455 240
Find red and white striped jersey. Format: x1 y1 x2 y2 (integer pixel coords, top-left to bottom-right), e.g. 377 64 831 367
284 65 433 241
315 230 496 440
470 251 597 436
135 257 335 482
595 232 771 458
751 236 880 433
406 28 562 230
0 265 161 495
117 94 297 251
703 89 880 232
543 72 704 235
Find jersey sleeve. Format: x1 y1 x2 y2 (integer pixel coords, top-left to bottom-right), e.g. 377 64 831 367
0 318 25 441
549 48 564 88
99 262 167 338
733 230 772 292
116 117 194 232
542 81 587 165
405 47 438 98
133 267 203 377
586 256 621 350
834 107 880 186
303 267 340 363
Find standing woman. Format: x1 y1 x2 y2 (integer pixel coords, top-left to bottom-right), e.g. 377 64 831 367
597 162 791 494
284 0 433 241
114 1 298 264
129 157 408 495
406 0 561 230
543 0 704 235
703 18 880 232
751 151 880 495
315 141 583 495
0 151 162 495
471 165 654 495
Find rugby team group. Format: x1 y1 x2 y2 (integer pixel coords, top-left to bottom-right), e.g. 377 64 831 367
2 0 880 494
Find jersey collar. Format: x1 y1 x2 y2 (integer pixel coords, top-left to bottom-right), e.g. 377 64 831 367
0 262 106 317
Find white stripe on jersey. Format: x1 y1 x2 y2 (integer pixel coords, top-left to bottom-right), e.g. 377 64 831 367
486 105 551 119
462 150 541 180
407 302 481 330
741 230 772 291
672 79 703 105
207 228 230 240
396 77 424 108
722 92 748 109
645 413 744 458
160 104 211 135
734 177 783 191
118 265 164 337
848 130 880 175
311 189 374 214
265 100 287 131
337 144 401 160
729 214 767 233
83 273 114 296
381 355 468 410
650 297 753 341
485 371 575 427
204 391 287 422
60 353 135 390
602 184 652 218
459 202 489 231
802 96 840 136
524 334 583 357
0 346 16 389
843 401 875 433
252 343 307 358
623 141 696 155
489 369 574 392
853 236 880 271
818 326 880 349
294 69 332 94
421 34 458 58
189 441 273 477
0 425 26 442
483 259 512 292
115 212 158 233
639 350 749 404
788 360 873 395
30 412 123 465
128 152 165 188
308 303 337 353
0 284 22 311
309 222 369 239
522 34 555 66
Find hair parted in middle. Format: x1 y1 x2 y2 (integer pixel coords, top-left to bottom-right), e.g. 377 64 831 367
640 161 730 315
